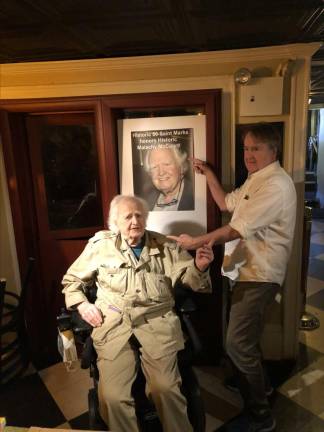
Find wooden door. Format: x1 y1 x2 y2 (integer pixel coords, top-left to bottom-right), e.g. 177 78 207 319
25 112 108 365
1 89 222 368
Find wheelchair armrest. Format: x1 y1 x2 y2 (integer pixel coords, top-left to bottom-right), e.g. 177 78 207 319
181 313 202 356
81 335 97 370
71 310 93 334
57 308 73 332
174 284 196 313
58 281 97 332
83 282 98 304
174 285 202 356
177 297 196 314
57 307 97 372
57 307 92 334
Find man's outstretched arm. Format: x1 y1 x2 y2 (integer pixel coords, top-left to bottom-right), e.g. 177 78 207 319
168 224 241 250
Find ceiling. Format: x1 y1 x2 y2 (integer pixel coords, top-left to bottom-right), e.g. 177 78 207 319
1 0 324 103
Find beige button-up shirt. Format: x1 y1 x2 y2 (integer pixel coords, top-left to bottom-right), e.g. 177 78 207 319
222 161 296 285
62 230 211 360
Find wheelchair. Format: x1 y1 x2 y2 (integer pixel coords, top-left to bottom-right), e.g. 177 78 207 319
57 284 206 432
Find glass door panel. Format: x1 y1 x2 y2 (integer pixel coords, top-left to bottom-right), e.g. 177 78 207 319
40 122 102 230
27 113 103 239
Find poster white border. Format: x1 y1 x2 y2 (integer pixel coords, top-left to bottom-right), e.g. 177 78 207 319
117 115 207 235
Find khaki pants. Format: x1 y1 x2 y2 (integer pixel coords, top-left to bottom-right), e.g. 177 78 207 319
97 338 193 432
225 281 279 420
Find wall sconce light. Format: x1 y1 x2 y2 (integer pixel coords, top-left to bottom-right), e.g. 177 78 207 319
234 68 252 85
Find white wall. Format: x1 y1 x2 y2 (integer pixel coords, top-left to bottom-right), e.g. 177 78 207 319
0 138 21 294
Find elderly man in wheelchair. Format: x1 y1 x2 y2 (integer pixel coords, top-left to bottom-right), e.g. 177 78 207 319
61 194 214 432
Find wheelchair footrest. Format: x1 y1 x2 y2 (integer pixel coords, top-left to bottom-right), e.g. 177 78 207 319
137 410 163 432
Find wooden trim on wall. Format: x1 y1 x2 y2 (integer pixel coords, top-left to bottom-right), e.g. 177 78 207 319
0 88 224 364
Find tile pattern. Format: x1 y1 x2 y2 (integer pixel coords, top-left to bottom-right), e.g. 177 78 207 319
1 219 324 431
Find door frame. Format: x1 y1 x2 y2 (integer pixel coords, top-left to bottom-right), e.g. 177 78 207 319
0 98 119 366
0 89 223 364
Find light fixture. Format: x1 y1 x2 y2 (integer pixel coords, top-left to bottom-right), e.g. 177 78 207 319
234 68 252 85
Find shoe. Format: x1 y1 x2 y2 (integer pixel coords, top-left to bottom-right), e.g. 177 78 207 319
247 416 276 431
224 376 274 397
222 413 276 432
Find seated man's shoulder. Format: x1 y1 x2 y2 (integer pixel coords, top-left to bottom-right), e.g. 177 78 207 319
89 230 117 244
148 230 177 249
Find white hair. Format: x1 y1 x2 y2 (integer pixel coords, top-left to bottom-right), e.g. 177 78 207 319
144 146 189 175
108 194 149 233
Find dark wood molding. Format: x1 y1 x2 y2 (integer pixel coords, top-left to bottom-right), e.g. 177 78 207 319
1 89 223 365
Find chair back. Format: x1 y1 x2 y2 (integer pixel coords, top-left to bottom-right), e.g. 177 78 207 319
19 257 36 311
0 257 35 384
0 279 6 323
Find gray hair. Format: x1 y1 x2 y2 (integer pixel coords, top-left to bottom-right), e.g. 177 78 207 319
144 146 189 175
242 122 282 160
108 194 149 233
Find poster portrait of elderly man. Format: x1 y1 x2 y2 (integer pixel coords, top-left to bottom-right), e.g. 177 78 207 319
143 145 195 211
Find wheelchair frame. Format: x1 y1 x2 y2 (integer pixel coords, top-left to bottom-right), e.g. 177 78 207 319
57 285 206 432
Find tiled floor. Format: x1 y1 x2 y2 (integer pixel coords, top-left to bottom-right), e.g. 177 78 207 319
1 218 324 431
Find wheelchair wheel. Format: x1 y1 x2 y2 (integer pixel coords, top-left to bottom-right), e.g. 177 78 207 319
88 388 107 431
181 367 206 432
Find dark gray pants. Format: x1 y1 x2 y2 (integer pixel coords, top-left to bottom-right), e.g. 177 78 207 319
225 280 279 420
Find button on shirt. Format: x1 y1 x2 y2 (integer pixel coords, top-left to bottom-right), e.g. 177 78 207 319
222 161 296 285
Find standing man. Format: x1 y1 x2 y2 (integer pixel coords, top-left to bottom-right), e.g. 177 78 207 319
169 123 297 432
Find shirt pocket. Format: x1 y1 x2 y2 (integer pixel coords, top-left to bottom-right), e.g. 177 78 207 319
92 308 122 346
147 311 183 345
97 266 128 294
145 273 173 301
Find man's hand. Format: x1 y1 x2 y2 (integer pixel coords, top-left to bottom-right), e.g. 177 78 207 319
167 234 195 250
190 158 211 176
168 233 213 250
195 244 214 271
77 302 103 327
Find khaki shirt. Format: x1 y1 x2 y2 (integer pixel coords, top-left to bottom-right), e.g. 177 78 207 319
62 230 211 360
223 161 296 285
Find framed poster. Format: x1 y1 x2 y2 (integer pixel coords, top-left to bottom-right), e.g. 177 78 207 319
118 115 207 236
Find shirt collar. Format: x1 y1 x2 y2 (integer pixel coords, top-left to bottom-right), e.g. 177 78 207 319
154 178 184 210
118 231 160 256
248 160 280 180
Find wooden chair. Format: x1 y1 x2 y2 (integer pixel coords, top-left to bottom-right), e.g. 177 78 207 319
0 257 35 384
